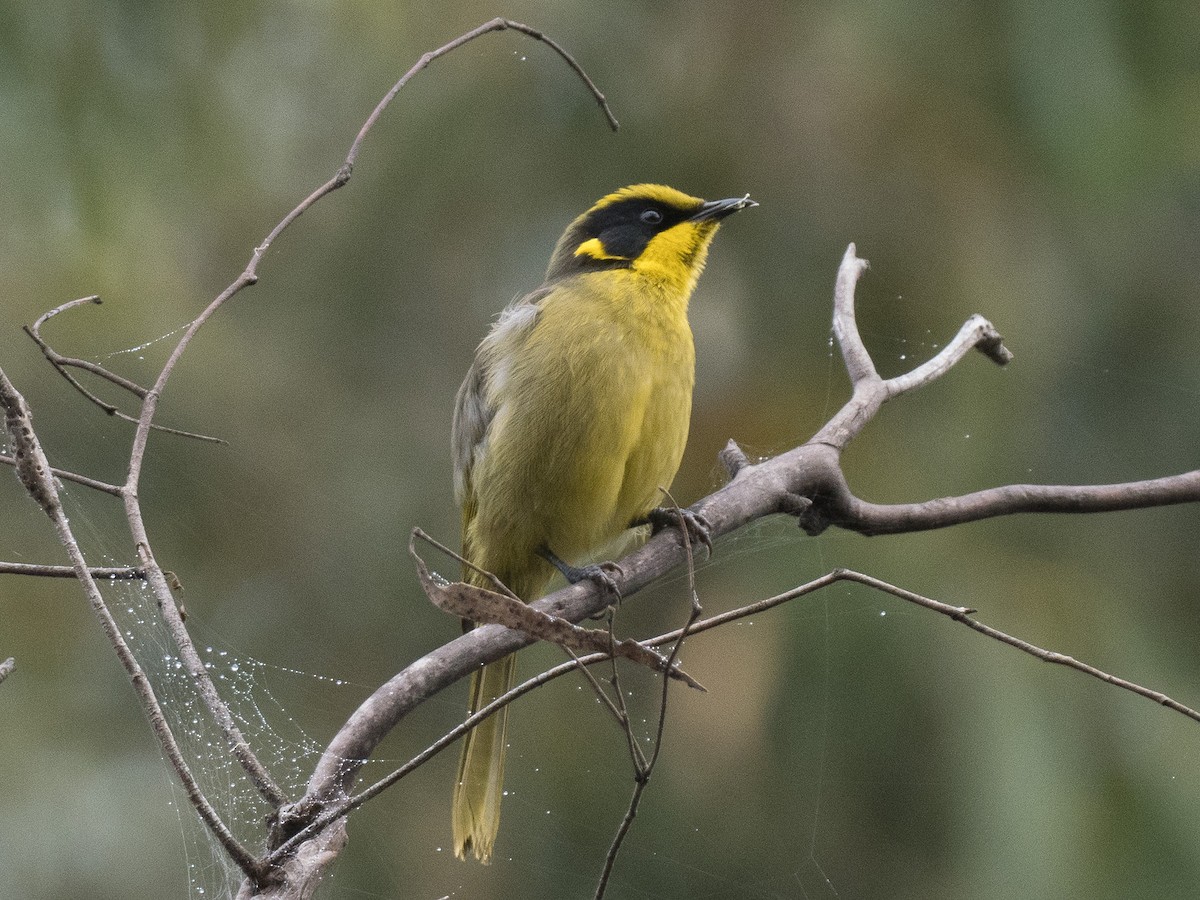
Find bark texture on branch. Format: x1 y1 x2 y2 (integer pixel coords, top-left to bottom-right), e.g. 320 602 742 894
7 20 1195 897
250 245 1199 897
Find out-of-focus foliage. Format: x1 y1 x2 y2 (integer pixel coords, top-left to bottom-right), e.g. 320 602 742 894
2 1 1199 898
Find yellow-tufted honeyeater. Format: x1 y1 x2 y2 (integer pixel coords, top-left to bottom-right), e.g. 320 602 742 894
451 184 755 862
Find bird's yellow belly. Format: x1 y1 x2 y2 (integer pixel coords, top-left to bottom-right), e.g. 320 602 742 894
467 296 694 595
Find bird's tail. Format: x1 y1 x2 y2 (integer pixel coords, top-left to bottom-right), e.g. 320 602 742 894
452 652 516 863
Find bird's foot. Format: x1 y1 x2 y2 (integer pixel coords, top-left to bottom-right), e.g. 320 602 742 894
645 506 713 557
538 547 624 601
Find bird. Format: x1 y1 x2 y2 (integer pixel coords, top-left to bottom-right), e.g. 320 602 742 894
450 183 755 863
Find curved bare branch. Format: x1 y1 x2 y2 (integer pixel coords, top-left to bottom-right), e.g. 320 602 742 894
271 242 1200 898
827 471 1200 536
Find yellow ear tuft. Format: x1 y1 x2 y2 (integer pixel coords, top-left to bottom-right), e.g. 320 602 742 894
574 237 629 262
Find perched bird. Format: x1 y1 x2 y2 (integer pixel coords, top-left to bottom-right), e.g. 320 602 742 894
451 183 755 862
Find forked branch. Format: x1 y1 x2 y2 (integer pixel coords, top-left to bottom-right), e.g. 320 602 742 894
8 12 1198 900
0 366 265 883
23 296 223 444
279 240 1200 900
0 17 622 900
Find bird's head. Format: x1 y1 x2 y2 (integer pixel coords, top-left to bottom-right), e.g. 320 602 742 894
545 184 756 294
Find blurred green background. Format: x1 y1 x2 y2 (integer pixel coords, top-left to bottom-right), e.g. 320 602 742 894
2 1 1200 898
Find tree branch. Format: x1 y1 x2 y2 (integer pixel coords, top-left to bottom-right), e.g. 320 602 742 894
0 365 267 884
4 17 620 899
0 452 123 496
824 471 1200 536
15 11 1192 896
272 241 1200 895
23 296 224 444
410 529 705 690
0 562 143 579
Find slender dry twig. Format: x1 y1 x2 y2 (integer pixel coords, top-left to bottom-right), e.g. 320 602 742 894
28 298 151 398
594 488 703 900
5 19 618 896
646 488 703 767
24 296 224 444
626 568 1200 724
410 529 704 689
833 570 1200 721
606 617 646 771
410 526 522 600
0 366 266 884
0 453 123 496
0 562 143 579
105 21 616 825
94 26 619 815
566 641 629 728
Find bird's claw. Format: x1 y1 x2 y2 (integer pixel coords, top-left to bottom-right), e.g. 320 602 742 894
571 561 624 600
646 506 713 557
538 547 624 600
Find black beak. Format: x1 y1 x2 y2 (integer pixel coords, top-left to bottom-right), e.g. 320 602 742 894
691 194 758 222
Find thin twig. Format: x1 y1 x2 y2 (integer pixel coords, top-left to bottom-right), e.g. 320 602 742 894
0 453 123 496
0 366 266 883
566 646 628 727
595 489 703 899
649 489 703 769
884 314 1012 397
605 613 646 772
0 562 143 579
411 527 521 601
24 297 223 444
132 537 288 807
269 648 624 865
279 560 1200 872
831 569 1200 722
342 19 616 177
104 25 621 807
627 569 1200 725
411 529 704 688
28 298 151 397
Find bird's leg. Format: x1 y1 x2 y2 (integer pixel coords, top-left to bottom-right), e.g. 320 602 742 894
640 506 714 557
537 546 623 601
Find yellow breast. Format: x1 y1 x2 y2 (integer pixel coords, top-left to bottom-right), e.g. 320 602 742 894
468 270 694 579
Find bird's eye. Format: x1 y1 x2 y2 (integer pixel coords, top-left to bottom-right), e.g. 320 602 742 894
640 209 663 225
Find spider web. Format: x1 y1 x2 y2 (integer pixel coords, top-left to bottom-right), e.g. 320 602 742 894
51 481 365 899
19 323 1194 899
